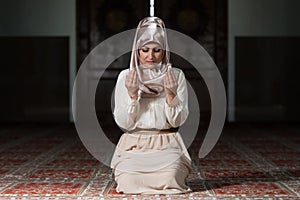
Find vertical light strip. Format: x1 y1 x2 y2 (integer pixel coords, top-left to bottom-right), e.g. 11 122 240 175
150 0 154 16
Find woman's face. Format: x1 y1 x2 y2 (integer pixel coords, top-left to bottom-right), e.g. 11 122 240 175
138 43 164 67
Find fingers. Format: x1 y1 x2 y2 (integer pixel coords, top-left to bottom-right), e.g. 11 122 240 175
169 70 176 84
126 69 139 95
169 72 177 86
126 69 136 84
132 70 137 85
165 70 176 87
164 69 178 96
127 69 133 80
126 71 131 86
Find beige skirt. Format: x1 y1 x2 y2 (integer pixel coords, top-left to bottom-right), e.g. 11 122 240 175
110 131 192 194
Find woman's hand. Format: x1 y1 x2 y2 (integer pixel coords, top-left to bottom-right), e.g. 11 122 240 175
125 69 139 100
164 69 178 104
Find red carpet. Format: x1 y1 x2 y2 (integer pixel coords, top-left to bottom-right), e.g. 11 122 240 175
0 124 299 199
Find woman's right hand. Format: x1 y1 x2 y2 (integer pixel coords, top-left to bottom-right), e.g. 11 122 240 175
125 69 139 99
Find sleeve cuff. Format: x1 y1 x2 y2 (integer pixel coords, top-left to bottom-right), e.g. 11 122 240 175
129 98 139 106
128 98 140 114
166 96 180 107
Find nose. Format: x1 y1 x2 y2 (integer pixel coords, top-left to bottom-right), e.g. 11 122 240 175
148 50 154 59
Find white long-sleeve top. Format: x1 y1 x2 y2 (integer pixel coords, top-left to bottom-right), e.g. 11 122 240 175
113 67 189 131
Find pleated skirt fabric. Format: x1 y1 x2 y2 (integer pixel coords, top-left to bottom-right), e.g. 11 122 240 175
111 132 192 194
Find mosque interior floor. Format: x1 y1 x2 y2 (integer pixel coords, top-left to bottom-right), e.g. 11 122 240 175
0 123 298 199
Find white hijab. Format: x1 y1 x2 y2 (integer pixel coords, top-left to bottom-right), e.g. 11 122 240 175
130 17 170 97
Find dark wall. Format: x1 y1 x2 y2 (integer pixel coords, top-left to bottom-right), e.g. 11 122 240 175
235 37 300 122
0 37 69 122
76 0 228 126
0 0 75 123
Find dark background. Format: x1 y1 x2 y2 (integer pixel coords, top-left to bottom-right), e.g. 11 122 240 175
1 0 300 127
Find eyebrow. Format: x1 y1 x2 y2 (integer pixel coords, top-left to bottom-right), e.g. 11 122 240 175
141 46 161 49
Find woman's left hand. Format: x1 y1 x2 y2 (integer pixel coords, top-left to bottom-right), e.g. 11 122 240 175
164 69 178 103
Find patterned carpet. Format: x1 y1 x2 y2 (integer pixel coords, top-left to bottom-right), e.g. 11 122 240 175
0 123 299 199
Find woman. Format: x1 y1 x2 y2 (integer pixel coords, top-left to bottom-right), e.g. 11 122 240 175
111 17 192 194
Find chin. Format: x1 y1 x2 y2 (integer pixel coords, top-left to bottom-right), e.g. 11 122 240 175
143 64 156 68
